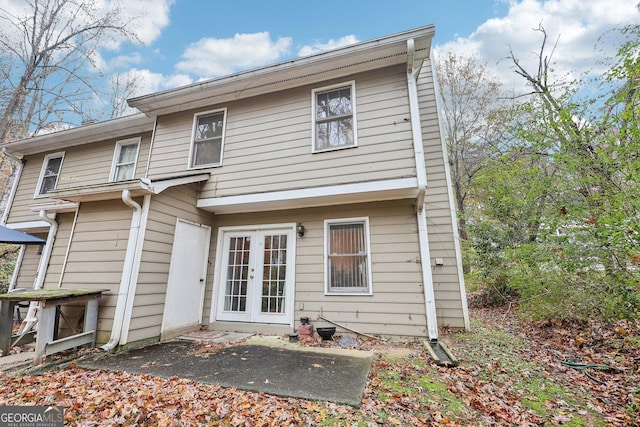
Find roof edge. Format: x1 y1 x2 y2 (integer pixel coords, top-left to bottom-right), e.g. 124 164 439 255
1 113 155 156
129 25 435 114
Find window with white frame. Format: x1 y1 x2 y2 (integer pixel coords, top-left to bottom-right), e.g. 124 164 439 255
325 217 372 294
110 137 140 182
35 153 64 197
190 109 226 168
313 82 357 152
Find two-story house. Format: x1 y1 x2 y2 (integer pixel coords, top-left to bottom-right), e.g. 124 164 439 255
1 25 469 351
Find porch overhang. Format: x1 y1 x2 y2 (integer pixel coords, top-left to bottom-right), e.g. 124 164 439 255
46 173 210 203
129 26 434 117
196 178 419 214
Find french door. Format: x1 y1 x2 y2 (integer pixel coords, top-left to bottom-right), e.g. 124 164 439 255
215 226 295 324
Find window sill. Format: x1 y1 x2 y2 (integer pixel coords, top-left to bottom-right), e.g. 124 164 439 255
312 144 357 154
324 291 373 296
188 163 222 170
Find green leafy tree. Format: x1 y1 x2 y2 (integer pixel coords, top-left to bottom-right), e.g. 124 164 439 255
469 24 640 322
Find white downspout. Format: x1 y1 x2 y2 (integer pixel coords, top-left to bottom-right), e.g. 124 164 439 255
18 210 58 334
101 189 142 351
8 246 26 292
407 38 439 342
3 150 26 293
34 210 58 290
57 207 79 288
432 56 471 331
1 149 23 226
119 194 151 345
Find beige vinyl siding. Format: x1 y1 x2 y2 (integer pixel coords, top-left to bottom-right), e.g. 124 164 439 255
148 65 417 198
210 200 430 337
417 58 466 329
7 152 50 224
126 184 214 344
42 212 74 288
56 132 151 190
48 200 132 343
12 234 46 290
6 132 151 224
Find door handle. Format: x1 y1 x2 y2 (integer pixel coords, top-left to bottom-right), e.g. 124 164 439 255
199 278 204 283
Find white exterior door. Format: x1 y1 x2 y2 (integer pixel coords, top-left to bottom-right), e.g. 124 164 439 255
162 220 211 333
215 226 295 324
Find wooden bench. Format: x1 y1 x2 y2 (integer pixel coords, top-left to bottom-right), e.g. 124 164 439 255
0 288 104 364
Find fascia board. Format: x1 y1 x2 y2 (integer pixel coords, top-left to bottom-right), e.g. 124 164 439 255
1 114 155 156
45 173 210 203
46 180 154 202
130 25 434 116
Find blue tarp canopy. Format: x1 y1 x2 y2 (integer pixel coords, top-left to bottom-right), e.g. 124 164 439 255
0 225 45 245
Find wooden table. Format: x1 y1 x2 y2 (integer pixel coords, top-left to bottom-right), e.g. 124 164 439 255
0 288 104 364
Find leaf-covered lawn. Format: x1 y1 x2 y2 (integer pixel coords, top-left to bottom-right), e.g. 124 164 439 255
1 306 638 426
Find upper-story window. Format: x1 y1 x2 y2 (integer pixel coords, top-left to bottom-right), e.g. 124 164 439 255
324 217 372 295
35 152 64 197
110 137 140 182
190 109 226 168
312 82 357 152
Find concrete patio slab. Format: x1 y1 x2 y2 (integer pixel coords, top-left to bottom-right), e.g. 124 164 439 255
78 338 374 407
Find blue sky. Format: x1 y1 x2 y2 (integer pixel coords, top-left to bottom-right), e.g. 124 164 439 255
2 0 639 112
124 0 511 91
152 0 509 62
104 0 639 99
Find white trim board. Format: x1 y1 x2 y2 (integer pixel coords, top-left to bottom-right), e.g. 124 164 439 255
197 178 419 214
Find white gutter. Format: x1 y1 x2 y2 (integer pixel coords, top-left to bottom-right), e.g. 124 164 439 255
102 189 143 351
407 38 439 342
1 148 24 225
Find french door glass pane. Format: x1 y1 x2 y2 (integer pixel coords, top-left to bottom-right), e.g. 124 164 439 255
224 236 251 312
261 234 287 313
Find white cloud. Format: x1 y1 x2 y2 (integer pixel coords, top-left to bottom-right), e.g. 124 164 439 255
435 0 640 93
125 68 193 97
297 35 359 57
0 0 173 49
0 0 173 77
113 0 174 46
175 32 292 78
